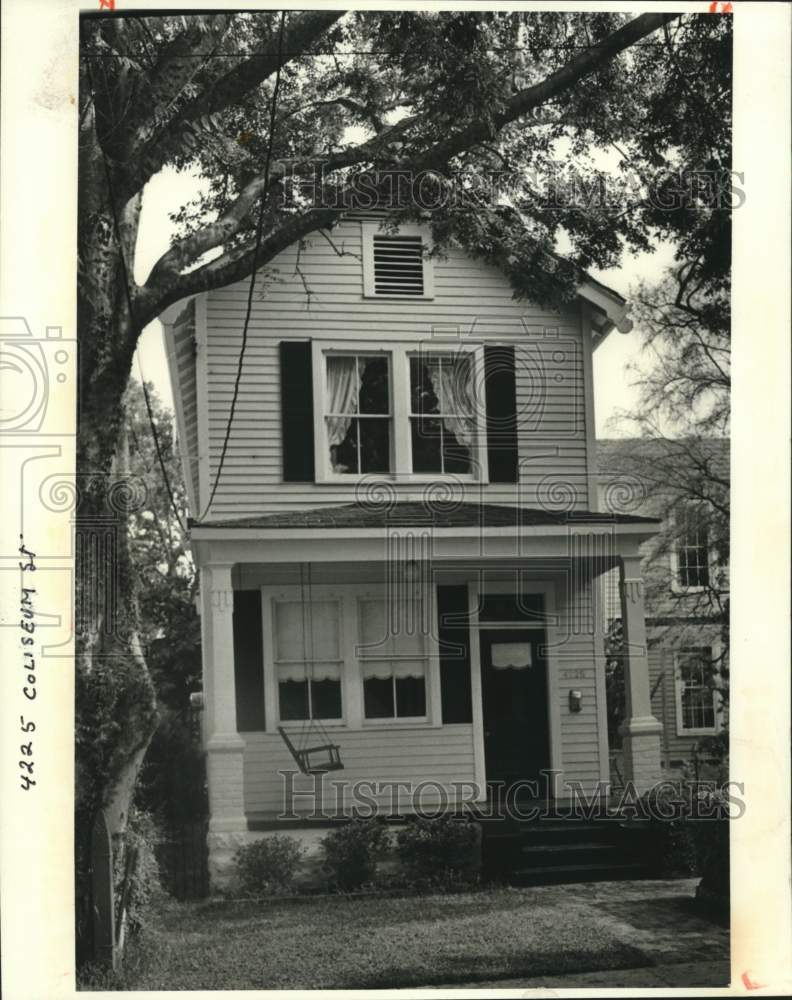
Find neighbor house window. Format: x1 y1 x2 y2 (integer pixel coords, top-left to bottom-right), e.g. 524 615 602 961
675 646 718 734
362 223 434 298
673 506 711 590
325 354 391 474
358 598 428 719
274 599 343 721
409 352 476 474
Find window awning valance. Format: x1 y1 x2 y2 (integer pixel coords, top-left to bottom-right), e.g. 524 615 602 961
361 659 425 680
277 661 342 683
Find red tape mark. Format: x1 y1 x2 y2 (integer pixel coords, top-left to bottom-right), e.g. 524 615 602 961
741 970 766 991
708 1 733 12
99 0 116 10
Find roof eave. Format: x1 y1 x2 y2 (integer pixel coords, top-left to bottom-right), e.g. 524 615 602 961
577 279 633 350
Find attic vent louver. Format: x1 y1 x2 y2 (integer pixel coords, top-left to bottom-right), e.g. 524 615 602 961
373 234 425 296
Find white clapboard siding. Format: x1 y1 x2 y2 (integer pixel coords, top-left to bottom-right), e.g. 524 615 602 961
554 576 607 789
242 724 477 817
171 300 200 504
201 218 593 518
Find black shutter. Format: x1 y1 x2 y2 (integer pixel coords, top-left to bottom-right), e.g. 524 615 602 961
484 345 518 483
233 590 265 731
437 585 473 724
280 341 315 481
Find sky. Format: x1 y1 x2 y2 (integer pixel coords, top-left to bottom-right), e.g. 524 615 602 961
132 166 676 439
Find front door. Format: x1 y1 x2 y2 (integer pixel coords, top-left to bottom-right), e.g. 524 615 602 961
480 628 550 792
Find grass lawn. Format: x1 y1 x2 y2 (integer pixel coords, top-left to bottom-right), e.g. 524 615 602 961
91 887 653 991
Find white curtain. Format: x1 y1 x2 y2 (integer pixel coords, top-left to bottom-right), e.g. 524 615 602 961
426 355 476 448
326 355 358 448
491 642 533 670
278 661 342 683
361 659 426 680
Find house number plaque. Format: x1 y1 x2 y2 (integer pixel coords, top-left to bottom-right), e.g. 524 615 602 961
560 668 590 680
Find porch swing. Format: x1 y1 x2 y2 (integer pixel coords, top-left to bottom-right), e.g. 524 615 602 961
277 563 345 776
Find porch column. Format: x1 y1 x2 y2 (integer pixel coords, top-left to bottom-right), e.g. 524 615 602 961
201 563 247 884
617 554 663 793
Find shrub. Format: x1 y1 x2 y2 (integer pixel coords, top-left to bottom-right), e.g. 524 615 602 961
231 835 304 897
692 789 730 911
114 806 166 937
320 818 391 890
639 784 698 877
396 815 480 888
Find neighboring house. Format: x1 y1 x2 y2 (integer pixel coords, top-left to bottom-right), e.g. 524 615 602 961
162 213 663 884
597 438 729 778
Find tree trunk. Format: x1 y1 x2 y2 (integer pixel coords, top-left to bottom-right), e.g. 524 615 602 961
75 164 159 958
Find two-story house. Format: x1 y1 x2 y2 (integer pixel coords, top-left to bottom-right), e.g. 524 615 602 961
598 438 729 781
162 214 663 883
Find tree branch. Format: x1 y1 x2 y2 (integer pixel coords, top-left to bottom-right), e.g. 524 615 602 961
128 10 346 191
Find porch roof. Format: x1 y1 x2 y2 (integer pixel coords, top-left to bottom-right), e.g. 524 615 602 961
190 502 659 532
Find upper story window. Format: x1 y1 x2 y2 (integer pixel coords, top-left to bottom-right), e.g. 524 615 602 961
409 353 476 475
316 344 484 481
362 222 434 299
674 646 719 735
672 504 712 591
326 353 391 475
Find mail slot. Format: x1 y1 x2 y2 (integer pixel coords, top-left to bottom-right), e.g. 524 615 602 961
568 689 582 713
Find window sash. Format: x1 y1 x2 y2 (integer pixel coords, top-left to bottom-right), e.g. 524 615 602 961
323 352 392 475
675 647 718 734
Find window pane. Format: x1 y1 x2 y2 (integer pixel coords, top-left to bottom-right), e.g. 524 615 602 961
359 598 389 649
358 356 389 414
396 676 426 716
279 680 309 720
364 676 395 718
308 603 340 660
275 601 339 660
410 357 440 415
311 679 342 719
329 417 359 474
446 354 474 416
274 602 305 660
359 417 390 473
411 416 442 472
442 423 472 474
326 355 358 413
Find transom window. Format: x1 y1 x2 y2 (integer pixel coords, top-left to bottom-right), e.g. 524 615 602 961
675 647 717 734
674 507 711 589
409 353 476 474
358 598 428 719
325 354 391 475
274 599 343 721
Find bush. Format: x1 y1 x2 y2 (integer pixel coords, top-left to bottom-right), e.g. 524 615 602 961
115 807 166 937
320 818 391 890
231 835 304 897
396 815 480 888
639 785 698 877
692 789 730 910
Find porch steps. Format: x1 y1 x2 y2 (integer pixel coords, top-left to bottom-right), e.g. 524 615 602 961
481 817 652 886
